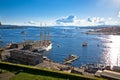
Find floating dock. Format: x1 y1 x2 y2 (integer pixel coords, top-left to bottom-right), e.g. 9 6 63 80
64 54 79 64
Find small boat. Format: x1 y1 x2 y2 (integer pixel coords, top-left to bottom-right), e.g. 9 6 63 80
0 39 2 43
63 29 66 32
56 44 61 47
21 31 26 35
64 54 79 64
97 44 100 47
0 35 2 43
82 42 87 47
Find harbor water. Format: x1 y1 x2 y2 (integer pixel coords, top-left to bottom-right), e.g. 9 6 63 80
0 26 120 67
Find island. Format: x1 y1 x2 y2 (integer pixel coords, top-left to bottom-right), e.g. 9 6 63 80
86 26 120 35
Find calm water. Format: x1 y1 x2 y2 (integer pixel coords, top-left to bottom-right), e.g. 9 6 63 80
0 26 120 67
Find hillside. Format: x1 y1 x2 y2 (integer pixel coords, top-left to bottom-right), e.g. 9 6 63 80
97 27 120 35
86 26 120 35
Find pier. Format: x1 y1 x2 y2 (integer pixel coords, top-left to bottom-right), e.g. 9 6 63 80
64 54 79 64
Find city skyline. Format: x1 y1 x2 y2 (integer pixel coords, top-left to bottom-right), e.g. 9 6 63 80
0 0 120 26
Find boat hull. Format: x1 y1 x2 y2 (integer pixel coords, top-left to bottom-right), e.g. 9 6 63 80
38 43 52 52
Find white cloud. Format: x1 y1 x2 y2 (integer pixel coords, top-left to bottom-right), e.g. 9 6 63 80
108 17 112 20
79 19 94 26
104 11 120 25
26 20 56 27
88 17 105 25
55 15 120 26
55 15 78 26
55 16 106 26
56 15 76 24
87 17 105 23
27 21 35 24
22 21 37 26
45 20 56 26
103 11 120 25
118 11 120 18
22 12 120 26
105 18 120 25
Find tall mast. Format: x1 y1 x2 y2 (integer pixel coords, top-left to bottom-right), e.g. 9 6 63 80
48 25 50 41
21 30 26 42
40 23 43 41
44 23 47 40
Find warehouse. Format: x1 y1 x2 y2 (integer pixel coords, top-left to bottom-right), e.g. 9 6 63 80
10 50 43 65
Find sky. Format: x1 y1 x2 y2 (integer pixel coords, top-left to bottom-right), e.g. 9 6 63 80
0 0 120 26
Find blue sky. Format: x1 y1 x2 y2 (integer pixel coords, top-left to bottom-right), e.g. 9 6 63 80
0 0 120 26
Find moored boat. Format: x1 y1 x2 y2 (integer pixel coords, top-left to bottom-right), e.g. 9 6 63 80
0 39 2 43
82 42 87 47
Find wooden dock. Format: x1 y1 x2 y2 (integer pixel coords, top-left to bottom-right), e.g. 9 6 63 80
64 54 79 64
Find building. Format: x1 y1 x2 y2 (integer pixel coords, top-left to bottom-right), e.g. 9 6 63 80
101 70 120 80
10 43 24 49
9 40 51 51
112 66 120 72
10 50 43 65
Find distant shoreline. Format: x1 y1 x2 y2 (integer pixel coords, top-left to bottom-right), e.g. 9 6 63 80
0 25 25 29
0 25 41 29
1 25 120 32
86 26 120 35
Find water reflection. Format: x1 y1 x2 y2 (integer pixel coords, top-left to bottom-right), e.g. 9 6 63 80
104 35 120 66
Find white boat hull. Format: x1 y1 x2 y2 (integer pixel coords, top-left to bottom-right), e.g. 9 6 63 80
45 43 52 51
38 43 52 52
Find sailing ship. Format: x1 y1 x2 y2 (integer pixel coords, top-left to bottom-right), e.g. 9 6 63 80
7 23 52 52
37 23 52 52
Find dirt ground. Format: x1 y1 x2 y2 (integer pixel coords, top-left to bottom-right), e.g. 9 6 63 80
0 72 15 80
35 60 68 70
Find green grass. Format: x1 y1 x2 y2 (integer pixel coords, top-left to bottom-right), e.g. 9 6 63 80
11 72 66 80
0 62 106 80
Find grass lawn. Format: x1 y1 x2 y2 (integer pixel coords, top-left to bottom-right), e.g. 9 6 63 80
0 62 105 80
11 72 67 80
